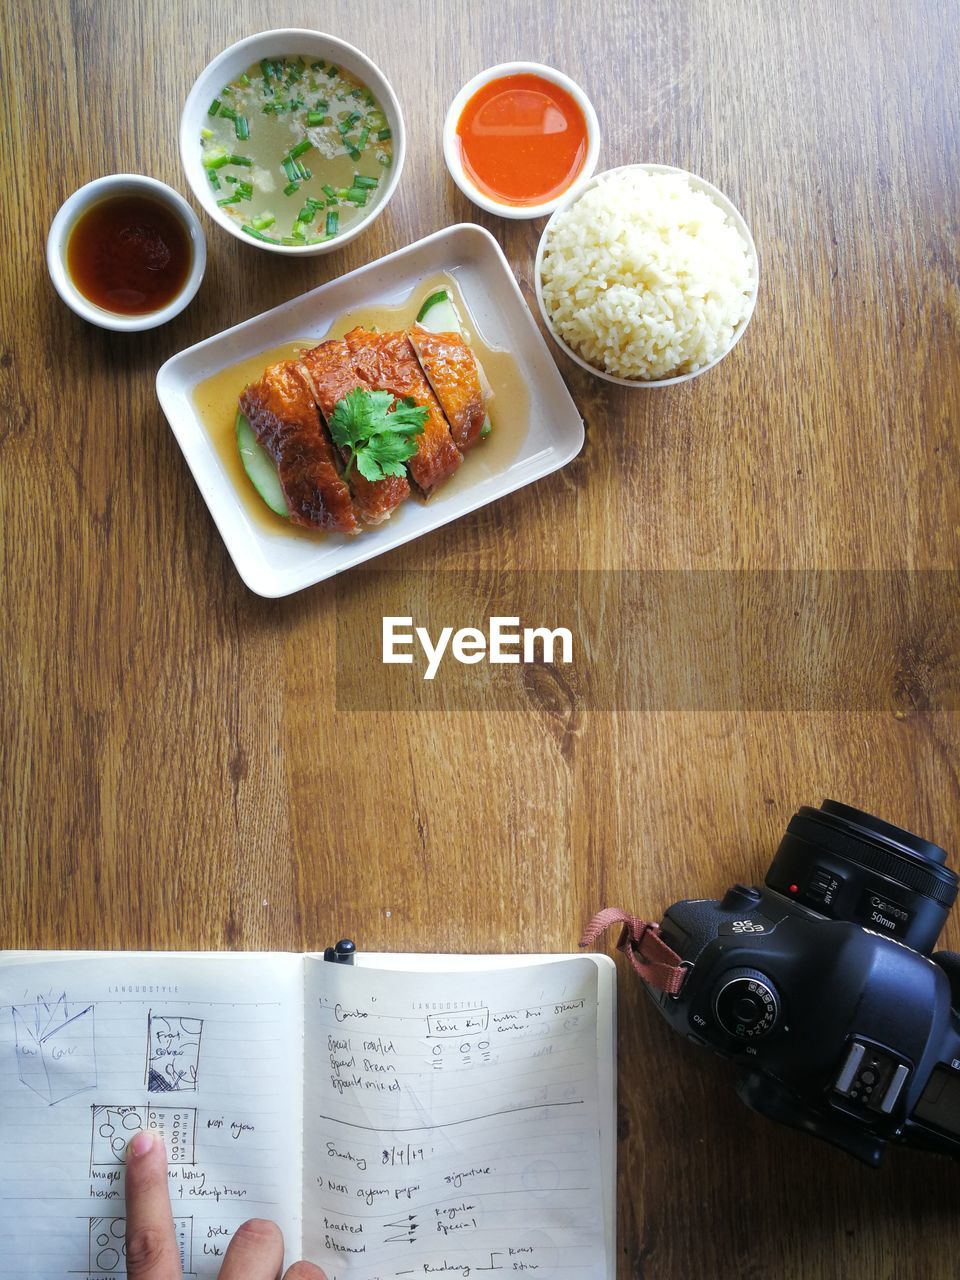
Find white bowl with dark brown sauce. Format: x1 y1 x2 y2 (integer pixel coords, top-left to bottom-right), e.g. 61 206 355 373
47 174 206 331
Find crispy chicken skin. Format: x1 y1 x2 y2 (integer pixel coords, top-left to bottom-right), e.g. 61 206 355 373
408 323 487 451
238 361 357 534
343 327 462 494
299 339 410 525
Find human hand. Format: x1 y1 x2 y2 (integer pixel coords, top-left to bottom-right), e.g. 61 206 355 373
124 1130 328 1279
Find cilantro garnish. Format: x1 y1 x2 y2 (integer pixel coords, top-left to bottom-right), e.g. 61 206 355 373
328 387 427 482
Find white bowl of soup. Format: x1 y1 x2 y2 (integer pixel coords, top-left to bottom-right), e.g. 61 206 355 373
181 30 405 255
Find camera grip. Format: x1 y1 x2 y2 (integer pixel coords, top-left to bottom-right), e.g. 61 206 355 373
736 1071 887 1166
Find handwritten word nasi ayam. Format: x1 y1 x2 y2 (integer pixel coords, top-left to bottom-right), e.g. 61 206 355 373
382 615 574 680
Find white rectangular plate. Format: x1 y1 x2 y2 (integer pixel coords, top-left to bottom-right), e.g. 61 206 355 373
156 224 584 597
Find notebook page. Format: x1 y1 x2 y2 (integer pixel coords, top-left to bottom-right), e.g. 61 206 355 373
0 952 303 1278
302 956 606 1278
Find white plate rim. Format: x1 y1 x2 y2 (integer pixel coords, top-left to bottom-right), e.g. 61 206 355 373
156 223 585 597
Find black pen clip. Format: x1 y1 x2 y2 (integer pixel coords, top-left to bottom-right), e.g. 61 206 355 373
323 938 357 964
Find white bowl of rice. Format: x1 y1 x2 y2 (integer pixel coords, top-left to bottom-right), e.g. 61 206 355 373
535 164 759 386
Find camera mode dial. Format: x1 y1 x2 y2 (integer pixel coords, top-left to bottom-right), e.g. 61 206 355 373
713 968 781 1040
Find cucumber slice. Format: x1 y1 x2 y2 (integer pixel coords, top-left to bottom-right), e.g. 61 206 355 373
414 289 495 426
236 412 289 518
415 288 449 322
415 288 464 334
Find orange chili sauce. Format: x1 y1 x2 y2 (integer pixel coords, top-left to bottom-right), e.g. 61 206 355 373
455 73 588 207
66 194 192 315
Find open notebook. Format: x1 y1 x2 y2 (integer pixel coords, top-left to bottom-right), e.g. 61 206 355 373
0 951 616 1279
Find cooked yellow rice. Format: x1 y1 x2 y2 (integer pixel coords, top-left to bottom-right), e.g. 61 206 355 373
539 169 756 381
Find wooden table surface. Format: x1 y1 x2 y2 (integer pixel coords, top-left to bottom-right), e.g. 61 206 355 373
3 0 960 1276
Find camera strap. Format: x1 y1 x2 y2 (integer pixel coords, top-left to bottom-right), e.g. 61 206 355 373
580 908 689 995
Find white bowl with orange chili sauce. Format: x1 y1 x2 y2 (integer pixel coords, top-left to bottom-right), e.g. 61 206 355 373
443 62 600 219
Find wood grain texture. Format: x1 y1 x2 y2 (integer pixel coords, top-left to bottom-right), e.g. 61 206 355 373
2 0 960 1276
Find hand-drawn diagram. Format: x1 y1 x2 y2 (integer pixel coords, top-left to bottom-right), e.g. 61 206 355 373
384 1214 419 1245
145 1011 203 1092
12 994 97 1105
90 1105 197 1170
87 1215 193 1275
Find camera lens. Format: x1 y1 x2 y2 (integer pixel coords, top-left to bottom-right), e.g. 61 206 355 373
765 800 957 953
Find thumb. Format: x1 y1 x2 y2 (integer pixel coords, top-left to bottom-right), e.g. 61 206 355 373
124 1130 183 1279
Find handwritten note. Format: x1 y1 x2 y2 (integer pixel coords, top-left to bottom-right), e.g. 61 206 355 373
302 957 605 1278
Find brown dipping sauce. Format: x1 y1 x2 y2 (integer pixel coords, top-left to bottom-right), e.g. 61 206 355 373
66 194 192 315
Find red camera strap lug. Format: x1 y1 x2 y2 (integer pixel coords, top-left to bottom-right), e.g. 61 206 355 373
580 908 690 996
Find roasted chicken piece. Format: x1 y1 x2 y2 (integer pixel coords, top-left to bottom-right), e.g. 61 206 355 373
408 323 487 452
299 338 410 525
239 361 357 533
343 327 462 494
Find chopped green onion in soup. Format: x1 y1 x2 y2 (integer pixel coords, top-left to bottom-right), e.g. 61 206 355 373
199 54 393 245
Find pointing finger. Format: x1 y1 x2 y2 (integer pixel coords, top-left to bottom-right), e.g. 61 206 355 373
124 1131 182 1280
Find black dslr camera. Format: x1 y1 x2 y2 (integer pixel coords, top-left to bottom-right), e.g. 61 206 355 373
647 800 960 1165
